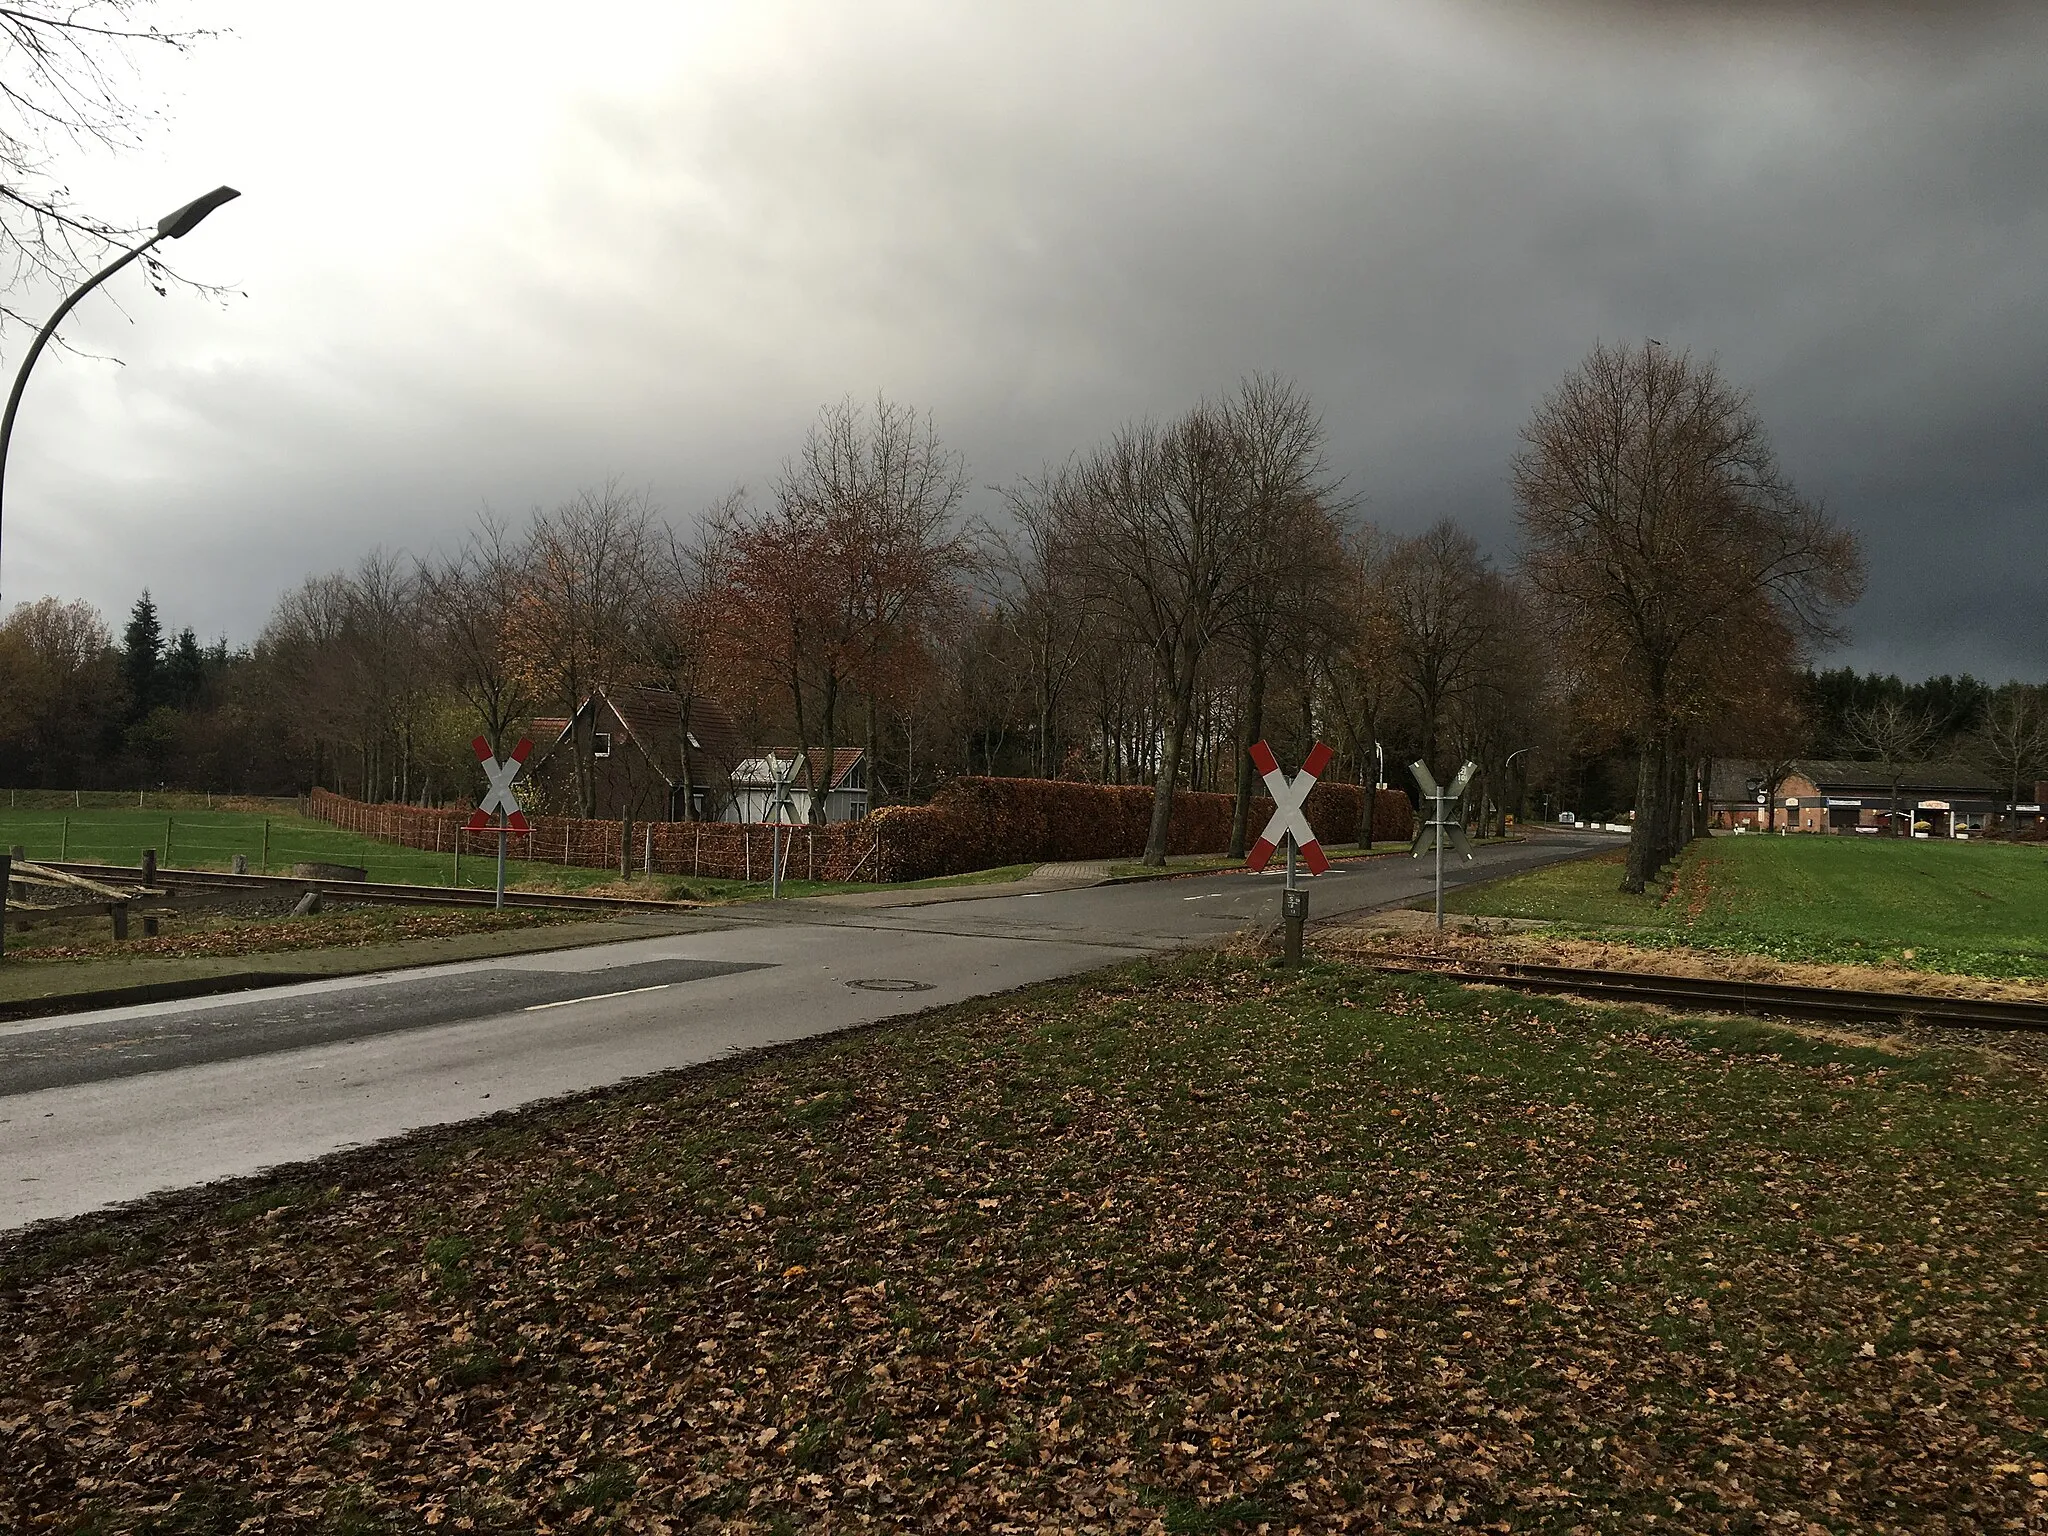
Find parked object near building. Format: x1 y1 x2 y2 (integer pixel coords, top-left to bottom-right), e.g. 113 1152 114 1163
526 685 745 822
1709 759 2034 837
726 748 868 825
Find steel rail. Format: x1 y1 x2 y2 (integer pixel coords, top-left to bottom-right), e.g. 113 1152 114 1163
29 861 697 915
1358 957 2048 1034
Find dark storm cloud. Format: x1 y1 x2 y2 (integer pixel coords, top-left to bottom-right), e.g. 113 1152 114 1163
9 0 2043 680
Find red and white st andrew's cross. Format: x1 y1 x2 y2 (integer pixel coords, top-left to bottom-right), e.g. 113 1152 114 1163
1246 740 1331 875
466 737 533 832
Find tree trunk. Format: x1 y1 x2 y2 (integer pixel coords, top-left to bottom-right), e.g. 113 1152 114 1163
1227 658 1267 860
811 668 840 827
677 693 697 822
1621 732 1665 894
864 692 881 810
1143 662 1200 866
575 710 598 819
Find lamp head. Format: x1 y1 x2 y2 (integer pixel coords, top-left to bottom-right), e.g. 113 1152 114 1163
157 186 240 240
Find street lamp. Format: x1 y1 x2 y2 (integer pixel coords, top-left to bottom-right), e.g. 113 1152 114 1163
0 185 240 586
1503 746 1531 831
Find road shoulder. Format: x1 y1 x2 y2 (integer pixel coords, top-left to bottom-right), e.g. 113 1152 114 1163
0 910 728 1021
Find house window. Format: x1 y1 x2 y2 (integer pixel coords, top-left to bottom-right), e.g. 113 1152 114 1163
593 732 611 759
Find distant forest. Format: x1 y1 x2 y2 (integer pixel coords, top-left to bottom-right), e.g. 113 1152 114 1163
4 583 2038 819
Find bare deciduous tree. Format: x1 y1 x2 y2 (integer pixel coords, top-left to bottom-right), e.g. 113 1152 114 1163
0 3 224 328
1316 527 1400 845
1844 697 1939 832
726 397 970 824
1383 519 1508 779
513 481 656 816
989 462 1094 779
641 503 737 819
1074 403 1259 865
1216 374 1348 858
1975 683 2048 818
1514 341 1864 891
424 514 534 759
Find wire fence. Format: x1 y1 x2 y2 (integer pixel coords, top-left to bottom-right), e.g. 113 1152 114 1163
307 790 884 883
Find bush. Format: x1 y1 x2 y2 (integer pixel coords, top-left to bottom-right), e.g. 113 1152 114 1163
869 778 1414 881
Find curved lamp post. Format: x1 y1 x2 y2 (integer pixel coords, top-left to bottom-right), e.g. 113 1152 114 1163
0 185 240 586
1503 746 1531 832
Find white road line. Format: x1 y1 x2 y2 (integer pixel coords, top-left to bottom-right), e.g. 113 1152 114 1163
523 983 673 1012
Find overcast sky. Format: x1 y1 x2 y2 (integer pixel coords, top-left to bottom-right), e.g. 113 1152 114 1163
3 0 2043 680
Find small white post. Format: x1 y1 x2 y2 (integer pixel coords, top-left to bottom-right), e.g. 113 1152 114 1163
1434 789 1446 930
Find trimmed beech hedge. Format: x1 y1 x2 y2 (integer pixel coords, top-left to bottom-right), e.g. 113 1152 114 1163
868 777 1414 882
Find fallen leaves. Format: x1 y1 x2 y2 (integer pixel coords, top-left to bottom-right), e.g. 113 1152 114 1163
5 901 580 963
1 953 2045 1532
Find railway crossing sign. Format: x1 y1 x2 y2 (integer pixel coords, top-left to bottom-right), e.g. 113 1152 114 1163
1247 740 1332 875
468 736 532 912
764 752 801 899
466 737 533 832
1411 758 1478 931
1409 759 1476 861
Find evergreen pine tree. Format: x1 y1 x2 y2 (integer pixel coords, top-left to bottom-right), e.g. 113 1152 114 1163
164 626 206 709
121 591 163 721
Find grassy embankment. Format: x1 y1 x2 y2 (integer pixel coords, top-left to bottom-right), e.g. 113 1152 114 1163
1445 833 2048 980
4 949 2043 1530
0 803 1029 999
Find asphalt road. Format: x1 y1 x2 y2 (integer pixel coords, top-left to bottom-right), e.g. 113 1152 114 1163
0 831 1608 1230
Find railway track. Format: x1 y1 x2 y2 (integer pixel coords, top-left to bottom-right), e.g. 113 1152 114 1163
1360 956 2048 1034
29 861 697 916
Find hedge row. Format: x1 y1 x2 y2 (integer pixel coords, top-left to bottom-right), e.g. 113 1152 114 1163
867 777 1415 882
309 777 1414 886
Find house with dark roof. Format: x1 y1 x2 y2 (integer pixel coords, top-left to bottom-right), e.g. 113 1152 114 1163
1709 758 2039 838
724 747 868 825
527 685 745 821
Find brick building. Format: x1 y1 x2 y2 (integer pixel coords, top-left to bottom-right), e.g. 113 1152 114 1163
1710 759 2046 837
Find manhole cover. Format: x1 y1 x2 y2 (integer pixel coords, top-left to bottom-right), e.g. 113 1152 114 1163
846 978 933 993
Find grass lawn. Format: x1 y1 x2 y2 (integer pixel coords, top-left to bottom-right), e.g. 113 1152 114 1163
1448 835 2048 980
0 803 1040 904
5 952 2044 1531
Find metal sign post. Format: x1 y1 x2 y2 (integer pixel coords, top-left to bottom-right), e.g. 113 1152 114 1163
1247 740 1332 965
766 753 799 899
1409 760 1477 930
466 736 533 911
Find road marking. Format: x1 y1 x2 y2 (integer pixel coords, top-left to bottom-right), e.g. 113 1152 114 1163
1183 892 1229 900
523 983 673 1012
